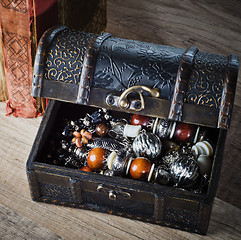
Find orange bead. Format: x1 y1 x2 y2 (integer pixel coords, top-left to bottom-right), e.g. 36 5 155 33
72 137 77 143
75 137 83 148
81 136 88 144
80 129 85 135
87 147 106 170
82 131 92 140
130 157 151 180
73 131 81 138
79 166 93 172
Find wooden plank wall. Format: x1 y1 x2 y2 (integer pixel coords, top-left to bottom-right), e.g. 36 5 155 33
58 0 107 33
107 0 241 208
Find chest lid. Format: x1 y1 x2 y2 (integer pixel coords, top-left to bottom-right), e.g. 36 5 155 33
32 26 239 129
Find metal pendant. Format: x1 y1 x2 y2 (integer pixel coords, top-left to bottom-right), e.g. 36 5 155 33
87 137 129 152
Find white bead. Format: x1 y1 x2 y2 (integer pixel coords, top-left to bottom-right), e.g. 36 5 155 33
169 121 176 139
107 151 117 170
192 140 213 157
193 126 200 144
192 145 200 155
196 141 213 156
147 164 155 182
126 157 133 175
152 118 159 134
123 124 142 138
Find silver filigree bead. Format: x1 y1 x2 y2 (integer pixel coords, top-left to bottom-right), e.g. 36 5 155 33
170 153 200 189
83 119 91 127
152 118 173 139
104 169 114 176
161 150 180 170
132 132 162 161
106 150 133 176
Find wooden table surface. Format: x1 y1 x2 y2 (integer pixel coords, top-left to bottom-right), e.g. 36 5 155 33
0 102 241 239
1 0 241 239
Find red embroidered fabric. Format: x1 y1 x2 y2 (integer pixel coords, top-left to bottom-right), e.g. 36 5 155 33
0 0 58 117
0 0 38 117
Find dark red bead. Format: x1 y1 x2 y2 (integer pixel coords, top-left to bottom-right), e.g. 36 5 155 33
174 122 196 143
87 147 106 170
96 123 109 137
79 166 93 172
130 157 151 180
131 114 150 127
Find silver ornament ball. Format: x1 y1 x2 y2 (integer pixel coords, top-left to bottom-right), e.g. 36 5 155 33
132 132 162 161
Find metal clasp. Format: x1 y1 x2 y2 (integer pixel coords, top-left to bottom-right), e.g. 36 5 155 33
106 85 160 111
97 184 131 201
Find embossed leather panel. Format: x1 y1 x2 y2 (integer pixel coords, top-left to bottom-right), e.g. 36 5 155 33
93 37 184 101
187 51 226 108
93 37 226 108
44 28 97 84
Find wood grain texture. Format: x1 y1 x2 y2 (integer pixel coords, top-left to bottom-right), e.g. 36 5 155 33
58 0 107 33
107 0 241 209
0 203 63 240
0 101 241 239
0 28 8 101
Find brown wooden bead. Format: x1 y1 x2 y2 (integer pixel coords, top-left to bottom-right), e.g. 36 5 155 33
82 131 92 140
75 137 83 148
81 136 88 144
73 131 81 138
79 166 93 172
87 147 106 170
96 123 109 137
129 157 151 180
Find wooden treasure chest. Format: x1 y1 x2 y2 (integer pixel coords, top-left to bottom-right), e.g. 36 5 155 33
27 26 239 234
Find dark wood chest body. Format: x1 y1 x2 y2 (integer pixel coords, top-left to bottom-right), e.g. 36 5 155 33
27 26 239 234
